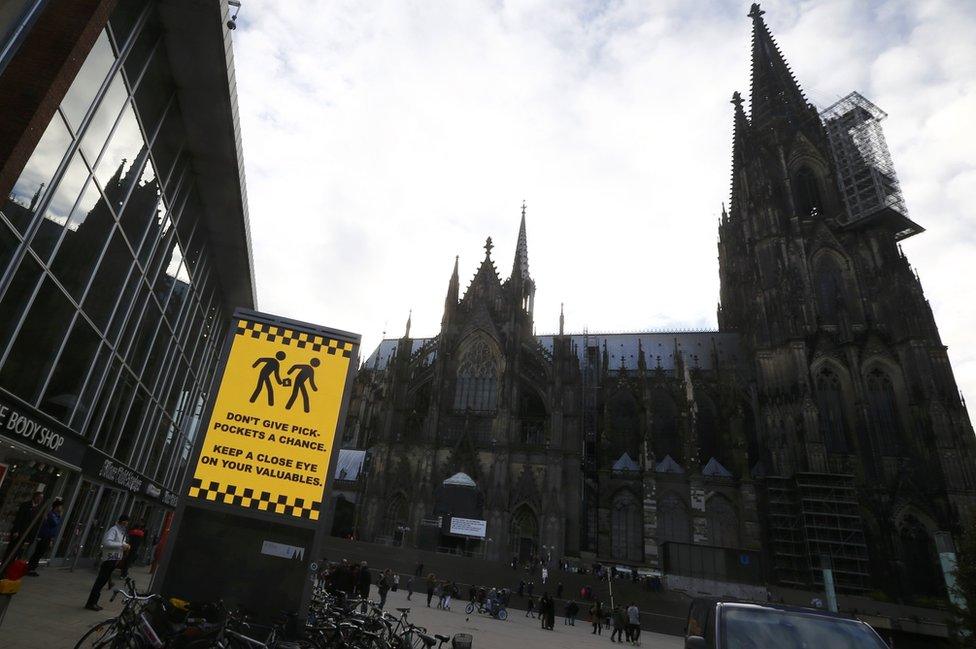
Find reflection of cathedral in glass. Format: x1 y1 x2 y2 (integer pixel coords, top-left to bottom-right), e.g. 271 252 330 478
0 2 232 500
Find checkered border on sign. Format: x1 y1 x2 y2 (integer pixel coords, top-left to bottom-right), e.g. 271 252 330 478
188 478 320 520
235 320 354 358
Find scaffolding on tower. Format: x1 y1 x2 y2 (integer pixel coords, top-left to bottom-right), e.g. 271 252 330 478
820 91 922 241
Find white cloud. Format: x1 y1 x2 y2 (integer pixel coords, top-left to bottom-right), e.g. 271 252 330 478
233 0 976 420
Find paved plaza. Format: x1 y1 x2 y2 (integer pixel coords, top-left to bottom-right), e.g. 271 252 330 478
0 563 682 648
374 587 683 649
2 564 154 648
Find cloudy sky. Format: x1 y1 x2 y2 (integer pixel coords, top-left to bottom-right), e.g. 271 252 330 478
232 0 976 419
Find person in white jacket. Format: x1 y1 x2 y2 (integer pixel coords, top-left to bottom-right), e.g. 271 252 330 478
85 514 130 611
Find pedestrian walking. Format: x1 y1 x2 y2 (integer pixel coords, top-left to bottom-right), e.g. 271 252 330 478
444 581 455 611
392 572 399 592
2 487 44 563
556 581 563 598
406 575 414 600
541 566 549 585
610 605 627 643
85 514 130 611
526 594 536 618
378 569 391 608
527 581 534 597
564 599 579 625
26 498 62 576
518 579 525 597
414 560 424 577
626 601 641 645
590 600 603 635
426 573 436 607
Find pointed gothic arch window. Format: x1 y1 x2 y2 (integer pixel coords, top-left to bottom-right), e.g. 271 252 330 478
695 392 720 465
650 389 681 463
815 366 849 453
611 490 642 562
706 495 739 549
658 492 691 544
453 339 497 412
794 165 822 217
816 256 847 324
511 504 539 562
865 367 902 455
898 514 943 598
382 493 408 538
608 389 640 462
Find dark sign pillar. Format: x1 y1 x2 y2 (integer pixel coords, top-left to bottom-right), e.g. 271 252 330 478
154 309 359 619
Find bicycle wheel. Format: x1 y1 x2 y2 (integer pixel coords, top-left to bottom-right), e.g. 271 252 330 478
73 618 118 649
464 602 474 614
496 608 508 621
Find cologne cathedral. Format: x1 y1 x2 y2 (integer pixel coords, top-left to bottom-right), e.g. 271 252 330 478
338 4 976 599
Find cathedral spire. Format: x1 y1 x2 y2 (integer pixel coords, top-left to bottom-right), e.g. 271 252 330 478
747 3 809 129
442 255 460 329
559 303 565 336
729 90 750 213
512 202 530 283
404 309 412 339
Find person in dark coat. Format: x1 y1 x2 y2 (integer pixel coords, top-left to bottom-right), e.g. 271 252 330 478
564 599 579 625
426 573 436 607
26 498 62 575
378 569 391 608
357 561 371 612
556 582 564 598
3 489 44 563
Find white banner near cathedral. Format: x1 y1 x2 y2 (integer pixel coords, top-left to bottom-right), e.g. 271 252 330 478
449 517 487 538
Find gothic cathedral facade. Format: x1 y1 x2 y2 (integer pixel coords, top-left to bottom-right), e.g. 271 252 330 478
339 4 976 599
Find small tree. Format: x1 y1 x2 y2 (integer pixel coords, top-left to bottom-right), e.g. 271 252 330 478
950 519 976 647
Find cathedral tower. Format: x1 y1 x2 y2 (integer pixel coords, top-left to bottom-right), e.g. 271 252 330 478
718 3 976 596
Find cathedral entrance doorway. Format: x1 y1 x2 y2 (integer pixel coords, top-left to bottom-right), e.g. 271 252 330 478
511 505 539 563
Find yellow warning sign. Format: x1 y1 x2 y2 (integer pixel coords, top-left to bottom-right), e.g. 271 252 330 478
188 318 356 521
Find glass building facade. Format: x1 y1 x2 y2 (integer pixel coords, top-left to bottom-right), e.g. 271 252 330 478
0 0 253 567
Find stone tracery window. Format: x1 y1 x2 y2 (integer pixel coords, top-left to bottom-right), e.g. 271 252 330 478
453 339 497 412
866 367 902 455
658 492 690 544
816 256 846 324
794 165 822 217
815 366 849 453
706 495 739 548
611 490 642 562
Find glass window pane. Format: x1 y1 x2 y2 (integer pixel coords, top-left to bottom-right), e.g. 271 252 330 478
114 386 148 464
109 0 147 50
146 216 176 286
49 186 115 299
134 46 172 140
61 32 116 134
82 229 133 329
39 318 101 422
0 254 42 356
29 152 91 260
128 300 162 372
92 363 135 450
152 102 184 189
78 73 127 165
93 103 146 208
70 342 111 430
122 9 161 93
120 158 160 249
105 266 141 344
2 114 72 233
156 240 184 303
0 276 75 402
0 219 19 282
